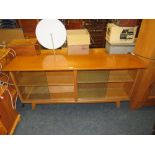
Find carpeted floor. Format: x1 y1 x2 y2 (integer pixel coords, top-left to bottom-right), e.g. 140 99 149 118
15 100 155 135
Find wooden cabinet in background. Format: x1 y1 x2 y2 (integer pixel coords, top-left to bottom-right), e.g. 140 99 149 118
61 19 109 48
61 19 84 29
18 19 39 38
83 19 109 48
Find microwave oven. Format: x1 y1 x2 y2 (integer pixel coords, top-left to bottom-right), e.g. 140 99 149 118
106 23 137 44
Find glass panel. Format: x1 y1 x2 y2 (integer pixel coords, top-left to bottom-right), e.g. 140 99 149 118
109 70 135 82
78 83 107 100
106 83 129 100
13 71 48 86
77 70 109 83
46 71 74 85
48 86 74 101
19 86 50 100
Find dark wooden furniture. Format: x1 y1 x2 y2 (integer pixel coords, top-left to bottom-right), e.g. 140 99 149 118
18 19 39 38
83 19 109 48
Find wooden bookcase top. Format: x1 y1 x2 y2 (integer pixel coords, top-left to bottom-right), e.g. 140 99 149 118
3 48 146 71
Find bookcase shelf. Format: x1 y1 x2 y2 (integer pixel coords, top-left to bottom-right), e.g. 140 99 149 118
77 71 109 83
77 70 134 83
108 70 134 83
13 71 74 86
13 72 47 86
46 71 74 86
78 83 107 100
78 84 129 102
11 69 136 108
19 86 74 102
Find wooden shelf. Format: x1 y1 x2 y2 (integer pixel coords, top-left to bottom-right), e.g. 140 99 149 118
46 71 74 85
77 70 134 83
78 86 129 102
14 71 74 86
109 70 134 82
77 71 109 83
19 86 49 100
20 86 74 102
105 87 129 100
14 72 48 86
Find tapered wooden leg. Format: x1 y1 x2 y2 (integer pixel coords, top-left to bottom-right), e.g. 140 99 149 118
116 101 121 108
32 103 36 110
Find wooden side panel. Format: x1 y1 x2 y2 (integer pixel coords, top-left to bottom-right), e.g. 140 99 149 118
134 19 155 59
0 91 18 133
130 60 155 108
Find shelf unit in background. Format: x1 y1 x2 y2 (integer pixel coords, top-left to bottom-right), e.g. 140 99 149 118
83 19 109 48
18 19 39 38
60 19 110 48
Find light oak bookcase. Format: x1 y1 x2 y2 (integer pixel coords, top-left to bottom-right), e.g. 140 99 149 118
3 48 146 109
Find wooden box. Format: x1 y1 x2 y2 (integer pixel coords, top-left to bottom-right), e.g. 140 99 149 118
0 28 24 44
67 29 90 55
7 38 40 56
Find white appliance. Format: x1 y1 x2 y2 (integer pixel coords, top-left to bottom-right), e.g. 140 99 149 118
106 23 137 44
67 29 90 55
105 41 135 54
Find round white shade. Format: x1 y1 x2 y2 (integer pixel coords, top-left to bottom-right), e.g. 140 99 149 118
35 19 66 49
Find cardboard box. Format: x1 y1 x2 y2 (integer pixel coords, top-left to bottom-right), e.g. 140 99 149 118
67 29 90 55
